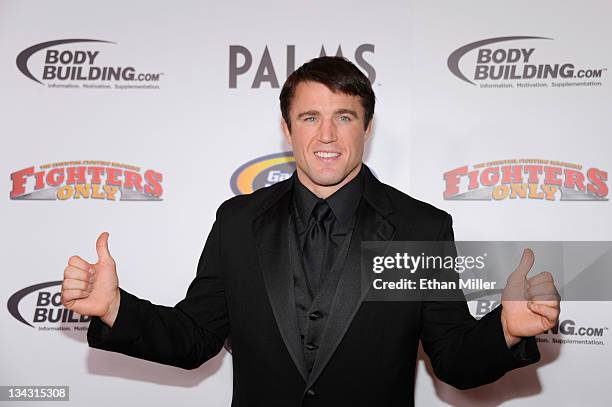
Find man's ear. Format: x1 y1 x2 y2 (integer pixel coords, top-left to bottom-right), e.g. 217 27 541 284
364 118 373 142
281 118 292 145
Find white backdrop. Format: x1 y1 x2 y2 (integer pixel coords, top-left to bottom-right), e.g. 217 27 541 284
1 0 610 406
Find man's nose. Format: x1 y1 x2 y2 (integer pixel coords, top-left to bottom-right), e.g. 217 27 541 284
318 119 338 143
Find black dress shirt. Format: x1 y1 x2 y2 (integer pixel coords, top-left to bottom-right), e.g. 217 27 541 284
291 165 365 374
292 166 364 295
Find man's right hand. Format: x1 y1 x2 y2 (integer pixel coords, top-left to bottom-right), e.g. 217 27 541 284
61 232 120 328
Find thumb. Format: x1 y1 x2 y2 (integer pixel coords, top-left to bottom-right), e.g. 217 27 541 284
96 232 114 264
509 248 534 282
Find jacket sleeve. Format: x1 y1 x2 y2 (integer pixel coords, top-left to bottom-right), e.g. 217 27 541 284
87 207 229 370
420 214 540 389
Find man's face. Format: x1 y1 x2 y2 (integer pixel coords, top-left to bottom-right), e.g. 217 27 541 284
281 81 372 196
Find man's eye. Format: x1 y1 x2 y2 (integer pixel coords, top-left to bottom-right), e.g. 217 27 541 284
304 117 316 122
339 115 351 122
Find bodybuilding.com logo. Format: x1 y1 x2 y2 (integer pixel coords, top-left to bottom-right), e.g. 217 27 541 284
17 39 164 89
475 301 608 346
447 36 607 89
7 281 90 331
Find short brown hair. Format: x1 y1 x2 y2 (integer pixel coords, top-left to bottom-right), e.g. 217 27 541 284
280 56 375 131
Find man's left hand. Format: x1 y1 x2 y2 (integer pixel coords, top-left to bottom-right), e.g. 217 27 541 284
500 248 561 348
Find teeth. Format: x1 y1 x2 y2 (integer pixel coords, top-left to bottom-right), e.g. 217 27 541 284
315 152 340 158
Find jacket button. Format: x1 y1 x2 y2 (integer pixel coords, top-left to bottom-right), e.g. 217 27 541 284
306 389 316 397
305 343 319 351
308 311 321 320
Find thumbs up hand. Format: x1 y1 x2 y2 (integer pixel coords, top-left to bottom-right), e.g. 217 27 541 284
500 248 560 347
61 232 121 327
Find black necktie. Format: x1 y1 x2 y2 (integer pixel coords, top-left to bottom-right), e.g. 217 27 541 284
302 199 335 295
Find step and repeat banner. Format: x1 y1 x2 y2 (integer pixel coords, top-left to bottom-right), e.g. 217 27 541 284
1 0 610 406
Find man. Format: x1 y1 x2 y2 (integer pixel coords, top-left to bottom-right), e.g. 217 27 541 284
61 56 560 406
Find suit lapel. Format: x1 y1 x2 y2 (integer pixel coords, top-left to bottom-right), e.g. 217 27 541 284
306 191 396 388
252 188 310 381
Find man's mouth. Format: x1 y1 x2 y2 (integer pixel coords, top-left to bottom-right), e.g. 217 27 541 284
314 151 341 160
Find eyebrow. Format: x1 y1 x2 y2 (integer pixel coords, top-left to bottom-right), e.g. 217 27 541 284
297 110 320 119
335 108 359 117
296 108 360 119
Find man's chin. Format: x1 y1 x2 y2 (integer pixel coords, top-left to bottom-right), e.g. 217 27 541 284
310 170 349 187
299 161 356 187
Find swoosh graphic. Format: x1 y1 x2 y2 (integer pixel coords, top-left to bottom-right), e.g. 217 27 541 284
16 39 114 85
229 152 295 195
447 36 552 85
7 281 62 327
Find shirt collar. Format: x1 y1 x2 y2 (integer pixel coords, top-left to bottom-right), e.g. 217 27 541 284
292 165 365 225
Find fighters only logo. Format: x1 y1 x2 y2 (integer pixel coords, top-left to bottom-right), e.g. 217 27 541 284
10 160 163 201
443 159 608 201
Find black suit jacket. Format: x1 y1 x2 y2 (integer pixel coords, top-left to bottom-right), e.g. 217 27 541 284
88 164 539 406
